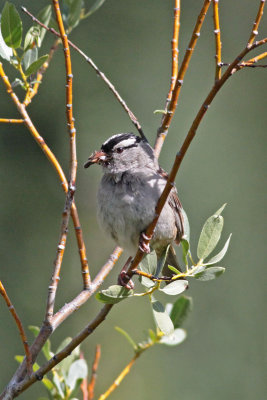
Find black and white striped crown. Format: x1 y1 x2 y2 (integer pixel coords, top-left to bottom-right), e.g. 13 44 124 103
101 133 142 153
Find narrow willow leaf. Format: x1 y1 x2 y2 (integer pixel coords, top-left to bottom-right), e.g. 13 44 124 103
194 266 225 281
66 359 88 392
36 5 52 44
206 234 232 265
197 206 226 260
181 208 190 241
28 325 40 337
52 374 65 398
160 328 187 346
215 203 227 216
96 285 134 304
56 337 80 379
115 326 137 349
84 0 107 18
23 48 38 71
181 239 189 265
160 280 188 296
167 265 180 275
148 329 157 342
170 295 193 328
1 2 22 49
152 300 174 335
0 24 13 60
42 378 54 391
139 250 157 288
25 54 48 76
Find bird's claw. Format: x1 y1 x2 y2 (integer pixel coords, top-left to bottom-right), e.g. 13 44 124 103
139 232 151 253
118 271 134 289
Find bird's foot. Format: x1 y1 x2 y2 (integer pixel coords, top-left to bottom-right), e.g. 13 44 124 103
118 257 134 289
139 232 151 253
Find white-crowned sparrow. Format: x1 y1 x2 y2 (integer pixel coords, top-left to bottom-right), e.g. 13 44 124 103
84 133 184 275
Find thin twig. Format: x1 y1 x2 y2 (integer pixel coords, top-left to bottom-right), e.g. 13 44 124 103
247 0 266 47
21 6 146 141
98 353 139 400
154 0 212 157
0 118 24 123
45 0 78 321
0 281 32 376
165 0 181 109
88 345 101 400
213 0 222 82
220 51 267 69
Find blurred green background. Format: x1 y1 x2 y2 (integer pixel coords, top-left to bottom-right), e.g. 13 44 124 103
0 0 266 399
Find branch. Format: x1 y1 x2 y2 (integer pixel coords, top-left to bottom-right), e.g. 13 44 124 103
0 118 24 123
165 0 180 109
88 345 101 400
154 0 212 157
247 0 266 47
21 6 146 141
212 0 222 82
0 281 32 376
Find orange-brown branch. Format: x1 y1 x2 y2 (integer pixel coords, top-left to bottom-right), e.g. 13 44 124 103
88 345 101 400
0 281 32 375
166 0 180 106
0 118 24 123
248 0 266 46
213 0 222 82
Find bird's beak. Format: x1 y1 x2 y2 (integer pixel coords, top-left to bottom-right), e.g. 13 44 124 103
84 150 108 168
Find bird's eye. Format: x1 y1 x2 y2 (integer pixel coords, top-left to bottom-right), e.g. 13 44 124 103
116 147 124 154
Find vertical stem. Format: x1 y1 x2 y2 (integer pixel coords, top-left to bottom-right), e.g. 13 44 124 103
213 0 222 82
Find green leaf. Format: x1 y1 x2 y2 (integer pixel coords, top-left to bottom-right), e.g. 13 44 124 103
42 378 55 391
0 23 12 60
139 250 157 288
181 208 190 241
205 234 232 265
83 0 107 18
160 280 188 296
25 54 48 76
152 300 174 335
197 205 226 260
153 109 166 115
167 265 180 275
68 0 83 28
169 295 193 328
14 355 24 364
115 326 137 350
194 266 225 281
23 48 38 71
66 359 88 392
1 2 22 49
28 325 40 337
181 239 189 265
160 328 187 346
155 245 170 277
36 5 52 44
96 285 134 304
24 26 41 50
55 337 80 379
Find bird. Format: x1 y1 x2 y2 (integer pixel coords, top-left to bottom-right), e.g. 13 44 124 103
84 133 184 283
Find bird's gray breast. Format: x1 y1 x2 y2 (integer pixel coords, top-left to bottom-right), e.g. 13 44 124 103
97 172 162 253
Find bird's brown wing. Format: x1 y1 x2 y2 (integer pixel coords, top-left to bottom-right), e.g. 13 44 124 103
158 167 184 244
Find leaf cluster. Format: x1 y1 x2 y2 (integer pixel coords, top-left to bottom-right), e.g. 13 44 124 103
15 326 88 400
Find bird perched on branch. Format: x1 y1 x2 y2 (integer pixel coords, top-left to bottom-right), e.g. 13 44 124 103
84 133 184 282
